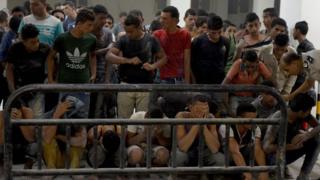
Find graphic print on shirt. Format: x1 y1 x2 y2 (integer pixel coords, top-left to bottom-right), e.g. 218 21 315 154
65 47 87 70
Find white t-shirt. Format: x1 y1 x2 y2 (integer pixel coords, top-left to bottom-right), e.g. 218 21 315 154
219 125 261 148
127 111 171 138
302 50 320 81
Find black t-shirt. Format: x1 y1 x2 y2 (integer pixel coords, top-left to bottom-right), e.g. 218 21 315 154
297 39 315 55
115 33 161 83
6 42 50 88
191 34 230 84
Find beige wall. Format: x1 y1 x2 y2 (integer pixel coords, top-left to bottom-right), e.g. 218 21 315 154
7 0 160 25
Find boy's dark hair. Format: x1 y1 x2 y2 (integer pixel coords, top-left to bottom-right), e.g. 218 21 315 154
63 1 76 9
208 15 223 30
290 93 315 112
197 9 208 17
261 80 276 88
11 6 26 15
93 4 108 15
9 16 22 33
274 34 289 47
189 94 210 105
263 8 278 17
271 18 287 29
242 50 258 62
21 24 39 40
51 9 65 16
236 103 257 117
23 0 31 15
124 14 141 28
295 21 309 35
282 52 302 65
129 9 143 18
162 6 179 19
119 11 127 18
223 20 236 31
145 107 164 118
75 9 95 25
195 16 208 28
102 131 120 154
0 11 8 23
150 20 162 32
245 12 259 24
184 8 196 19
107 14 114 22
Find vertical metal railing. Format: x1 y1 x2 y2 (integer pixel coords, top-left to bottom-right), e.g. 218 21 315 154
3 84 288 179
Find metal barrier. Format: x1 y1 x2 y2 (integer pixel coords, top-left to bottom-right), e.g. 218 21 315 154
3 84 288 180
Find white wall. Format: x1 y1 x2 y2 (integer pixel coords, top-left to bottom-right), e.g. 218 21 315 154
253 0 275 29
0 0 7 11
280 0 320 48
300 0 320 49
169 0 191 27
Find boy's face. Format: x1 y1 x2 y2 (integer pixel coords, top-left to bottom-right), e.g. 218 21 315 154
273 44 288 59
225 25 237 36
160 12 177 30
184 14 196 29
124 25 140 40
197 23 208 34
240 112 257 130
208 28 222 42
270 25 286 40
23 37 39 52
261 93 277 108
94 13 108 29
262 13 273 29
189 101 209 118
246 19 261 36
78 20 95 34
281 60 303 76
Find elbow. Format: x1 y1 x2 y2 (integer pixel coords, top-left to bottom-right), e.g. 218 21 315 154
262 144 272 154
178 142 188 153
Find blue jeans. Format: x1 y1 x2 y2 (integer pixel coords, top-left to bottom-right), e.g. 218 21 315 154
160 77 184 84
59 92 90 118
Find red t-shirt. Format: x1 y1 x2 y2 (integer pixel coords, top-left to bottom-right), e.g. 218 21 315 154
153 28 191 79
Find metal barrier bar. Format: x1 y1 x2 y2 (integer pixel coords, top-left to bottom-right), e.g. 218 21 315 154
171 125 177 168
93 126 98 169
11 118 280 125
3 84 288 180
224 124 230 167
120 125 126 169
65 125 71 169
198 125 204 167
35 126 42 170
249 126 255 167
12 166 278 176
146 125 152 169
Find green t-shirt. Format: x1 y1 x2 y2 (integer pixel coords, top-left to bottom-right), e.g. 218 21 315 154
54 32 96 83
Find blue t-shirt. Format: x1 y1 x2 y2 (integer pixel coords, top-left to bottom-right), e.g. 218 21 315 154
18 14 64 46
0 30 17 62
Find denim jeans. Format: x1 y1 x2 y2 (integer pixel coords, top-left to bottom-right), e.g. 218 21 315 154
59 92 90 118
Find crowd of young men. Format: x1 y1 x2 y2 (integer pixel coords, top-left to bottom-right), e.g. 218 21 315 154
0 0 320 179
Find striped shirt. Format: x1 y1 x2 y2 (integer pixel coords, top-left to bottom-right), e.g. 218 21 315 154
18 14 64 46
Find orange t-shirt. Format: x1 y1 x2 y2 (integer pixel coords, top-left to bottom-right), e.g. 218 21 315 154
226 59 271 96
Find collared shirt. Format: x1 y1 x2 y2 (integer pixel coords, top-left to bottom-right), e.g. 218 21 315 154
259 44 297 94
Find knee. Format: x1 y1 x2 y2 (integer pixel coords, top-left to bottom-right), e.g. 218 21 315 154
153 148 169 166
128 147 144 166
175 149 189 166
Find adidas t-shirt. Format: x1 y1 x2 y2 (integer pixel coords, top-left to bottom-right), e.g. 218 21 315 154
302 50 320 81
53 32 97 83
19 15 64 46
